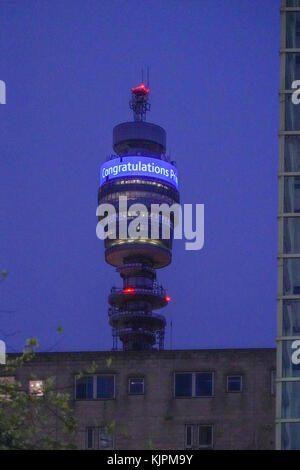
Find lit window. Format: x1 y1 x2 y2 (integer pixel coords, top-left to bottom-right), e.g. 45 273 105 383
29 380 44 396
175 372 213 397
227 375 242 393
128 378 144 395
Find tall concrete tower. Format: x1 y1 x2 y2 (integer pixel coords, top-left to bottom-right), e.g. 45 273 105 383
98 84 179 351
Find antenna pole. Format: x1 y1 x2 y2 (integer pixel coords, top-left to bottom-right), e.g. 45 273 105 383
129 82 151 121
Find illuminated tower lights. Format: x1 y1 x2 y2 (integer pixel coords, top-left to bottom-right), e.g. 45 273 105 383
98 84 180 351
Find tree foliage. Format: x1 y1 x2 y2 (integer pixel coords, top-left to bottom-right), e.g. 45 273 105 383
0 339 77 450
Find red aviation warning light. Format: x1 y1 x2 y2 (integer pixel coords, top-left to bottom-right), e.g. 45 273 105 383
130 82 150 122
123 287 135 294
165 296 171 303
131 83 150 95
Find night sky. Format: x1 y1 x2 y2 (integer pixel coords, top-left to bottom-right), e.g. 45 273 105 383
0 0 280 352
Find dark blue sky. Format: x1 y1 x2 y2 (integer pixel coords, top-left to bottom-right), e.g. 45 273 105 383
0 0 280 352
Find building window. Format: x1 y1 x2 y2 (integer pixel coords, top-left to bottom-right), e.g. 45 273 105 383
99 426 114 449
285 54 300 91
198 425 213 449
282 381 300 419
284 176 300 212
195 373 213 396
175 373 192 397
86 427 94 449
175 372 213 397
284 136 300 172
282 422 300 450
75 375 115 400
283 300 300 336
227 375 242 393
185 425 193 449
97 376 115 399
128 378 144 395
287 12 300 49
76 376 94 399
29 380 44 397
283 258 300 295
287 1 300 7
85 426 114 450
185 424 213 449
283 218 300 254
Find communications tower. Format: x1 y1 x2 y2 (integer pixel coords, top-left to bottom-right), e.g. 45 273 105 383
98 84 179 351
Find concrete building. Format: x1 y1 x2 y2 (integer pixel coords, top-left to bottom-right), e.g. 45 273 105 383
278 0 300 450
8 348 276 450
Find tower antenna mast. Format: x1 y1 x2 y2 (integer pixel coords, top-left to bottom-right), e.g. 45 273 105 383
129 77 150 122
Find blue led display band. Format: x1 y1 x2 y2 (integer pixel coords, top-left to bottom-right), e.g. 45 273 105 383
100 156 178 189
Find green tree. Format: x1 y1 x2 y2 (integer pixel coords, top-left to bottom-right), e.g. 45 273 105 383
0 337 77 449
0 270 78 449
